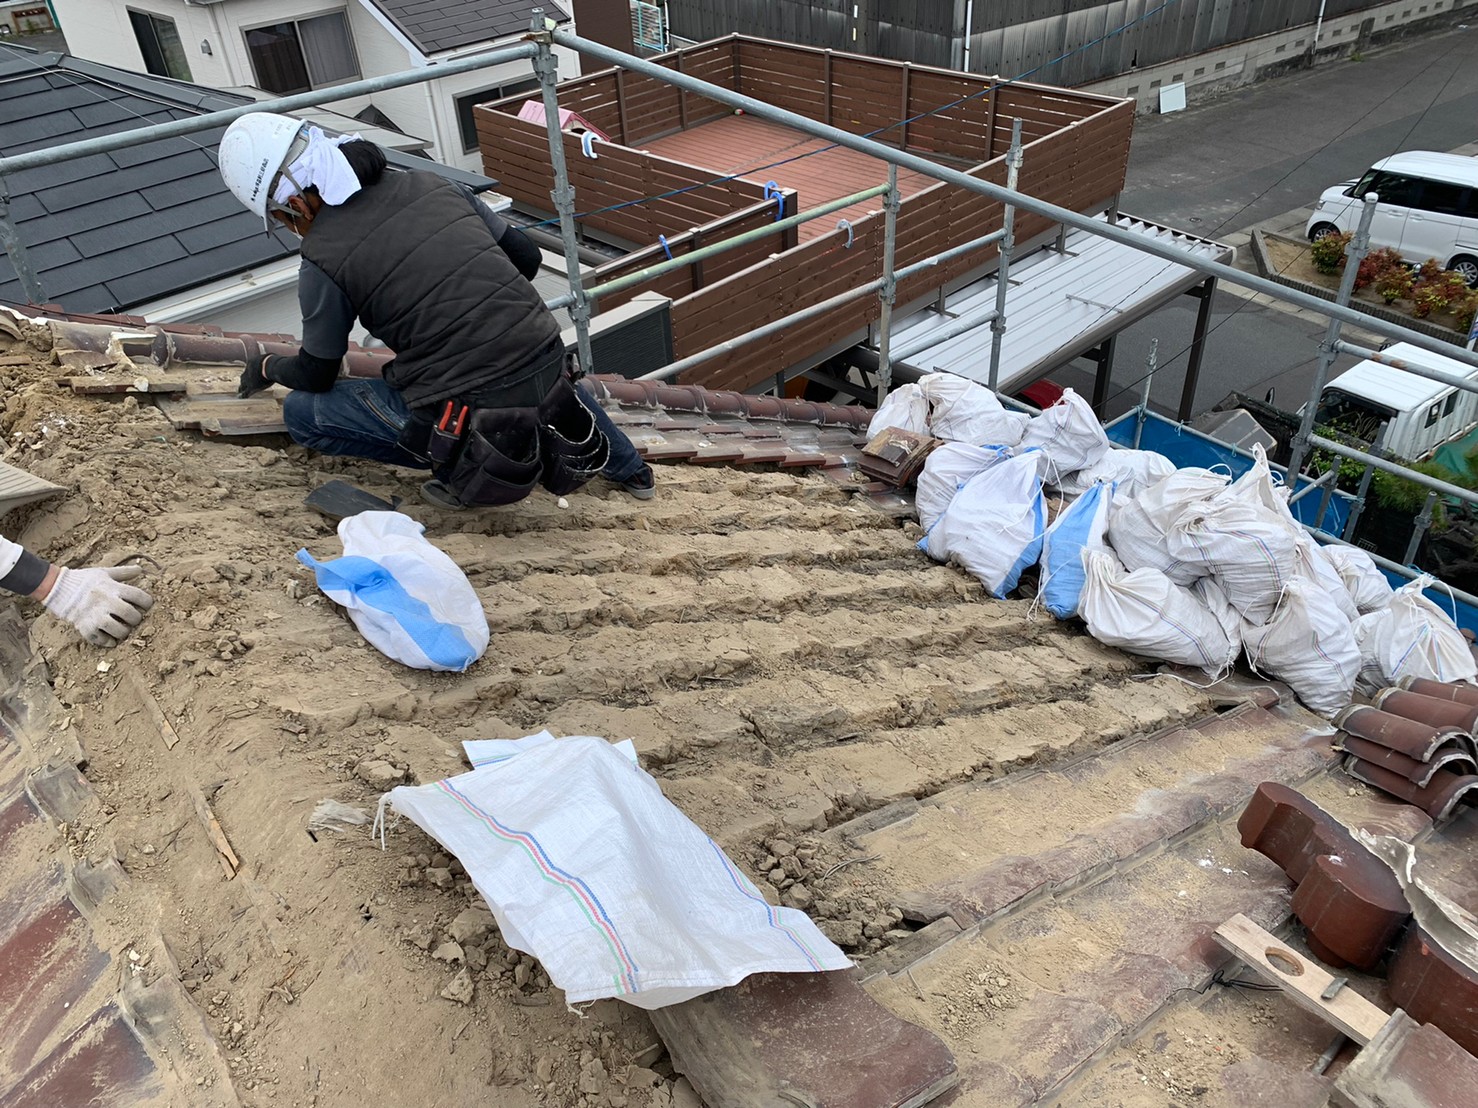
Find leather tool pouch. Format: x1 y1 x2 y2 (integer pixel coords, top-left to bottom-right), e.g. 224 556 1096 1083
395 409 436 463
445 406 543 507
537 375 610 496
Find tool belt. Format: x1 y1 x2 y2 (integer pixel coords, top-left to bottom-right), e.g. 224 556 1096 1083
396 365 610 507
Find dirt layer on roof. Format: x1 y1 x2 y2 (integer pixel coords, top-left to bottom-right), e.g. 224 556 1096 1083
0 322 1236 1107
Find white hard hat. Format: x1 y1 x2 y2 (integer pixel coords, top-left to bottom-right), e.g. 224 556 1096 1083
218 112 308 230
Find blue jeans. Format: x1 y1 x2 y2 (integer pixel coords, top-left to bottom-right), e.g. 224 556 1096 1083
281 377 646 482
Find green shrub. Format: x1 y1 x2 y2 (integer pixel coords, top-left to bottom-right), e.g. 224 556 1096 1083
1456 290 1478 336
1374 264 1414 304
1310 231 1351 274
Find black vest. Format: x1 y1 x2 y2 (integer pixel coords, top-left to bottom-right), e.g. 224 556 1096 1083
301 170 561 409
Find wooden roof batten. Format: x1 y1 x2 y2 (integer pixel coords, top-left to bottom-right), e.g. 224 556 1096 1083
474 35 1134 394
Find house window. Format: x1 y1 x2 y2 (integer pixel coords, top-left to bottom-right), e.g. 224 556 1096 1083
245 12 359 95
455 80 539 153
129 9 192 81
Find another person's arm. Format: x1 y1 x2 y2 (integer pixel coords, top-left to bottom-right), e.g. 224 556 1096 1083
238 261 355 397
0 535 153 647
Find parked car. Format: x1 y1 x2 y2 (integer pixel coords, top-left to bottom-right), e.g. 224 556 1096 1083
1305 151 1478 287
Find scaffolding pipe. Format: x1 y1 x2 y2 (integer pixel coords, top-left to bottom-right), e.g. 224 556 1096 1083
586 184 890 302
1285 195 1378 480
892 306 999 362
1333 339 1478 397
1404 491 1439 565
1310 530 1476 609
0 176 42 305
876 165 902 407
1310 433 1478 508
531 15 593 375
1133 338 1157 450
637 277 885 382
1285 466 1335 505
551 29 1478 379
893 227 1006 279
1341 420 1390 540
988 119 1022 391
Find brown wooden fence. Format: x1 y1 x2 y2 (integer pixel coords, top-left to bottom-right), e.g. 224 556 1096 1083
586 192 799 311
472 36 1132 393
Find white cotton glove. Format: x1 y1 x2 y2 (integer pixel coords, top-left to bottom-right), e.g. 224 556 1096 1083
42 565 155 647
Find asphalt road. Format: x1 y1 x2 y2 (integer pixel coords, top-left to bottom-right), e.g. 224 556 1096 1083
1075 26 1478 425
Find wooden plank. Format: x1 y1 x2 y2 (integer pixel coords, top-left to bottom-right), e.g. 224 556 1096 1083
1213 914 1394 1046
189 781 241 880
126 669 180 750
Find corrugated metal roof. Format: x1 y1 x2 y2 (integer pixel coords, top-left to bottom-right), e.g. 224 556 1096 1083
884 214 1231 394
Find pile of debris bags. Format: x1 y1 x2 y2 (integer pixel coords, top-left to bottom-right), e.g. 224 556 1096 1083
899 375 1477 717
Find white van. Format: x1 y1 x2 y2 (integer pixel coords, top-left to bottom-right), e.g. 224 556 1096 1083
1305 151 1478 287
1313 342 1478 461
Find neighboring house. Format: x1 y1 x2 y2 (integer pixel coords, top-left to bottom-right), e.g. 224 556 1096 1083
47 0 579 174
0 43 498 334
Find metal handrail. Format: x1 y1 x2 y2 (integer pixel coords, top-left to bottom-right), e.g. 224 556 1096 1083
586 184 890 302
552 28 1478 378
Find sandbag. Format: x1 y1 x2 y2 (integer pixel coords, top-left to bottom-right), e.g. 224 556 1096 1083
1193 577 1243 655
920 452 1045 599
914 443 1011 532
1038 481 1114 619
1292 534 1360 622
1054 448 1175 499
297 511 490 672
1214 443 1296 529
868 382 929 438
917 372 1028 446
1352 576 1478 690
1106 468 1230 586
1166 499 1304 624
1018 388 1111 482
1079 550 1236 674
1323 544 1394 614
1243 579 1360 716
380 736 851 1009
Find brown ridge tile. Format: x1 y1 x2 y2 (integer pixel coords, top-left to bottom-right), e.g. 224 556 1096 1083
1237 782 1411 969
1372 689 1478 733
1335 704 1470 763
1338 734 1478 786
1344 757 1478 822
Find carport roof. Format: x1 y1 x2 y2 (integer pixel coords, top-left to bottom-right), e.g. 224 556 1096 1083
883 214 1232 395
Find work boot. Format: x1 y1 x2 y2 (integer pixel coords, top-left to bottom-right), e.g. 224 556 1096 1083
619 464 656 500
420 479 466 511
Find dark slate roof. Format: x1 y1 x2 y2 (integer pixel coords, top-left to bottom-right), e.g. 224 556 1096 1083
0 45 496 313
370 0 568 57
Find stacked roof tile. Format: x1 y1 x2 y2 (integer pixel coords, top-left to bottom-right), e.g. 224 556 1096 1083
1337 685 1478 821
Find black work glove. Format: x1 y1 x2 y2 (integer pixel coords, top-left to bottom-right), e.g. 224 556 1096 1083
238 352 274 399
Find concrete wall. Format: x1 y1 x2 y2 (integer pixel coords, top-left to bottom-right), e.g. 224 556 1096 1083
49 0 579 173
1079 0 1472 112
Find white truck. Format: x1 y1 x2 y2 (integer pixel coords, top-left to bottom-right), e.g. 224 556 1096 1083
1313 341 1478 462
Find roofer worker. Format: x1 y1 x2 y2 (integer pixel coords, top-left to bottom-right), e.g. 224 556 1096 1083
218 112 654 509
0 535 153 647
